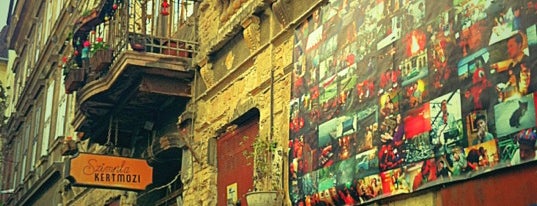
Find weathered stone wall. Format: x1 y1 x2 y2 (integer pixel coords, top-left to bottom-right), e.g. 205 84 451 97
185 0 319 205
65 188 136 206
183 1 293 205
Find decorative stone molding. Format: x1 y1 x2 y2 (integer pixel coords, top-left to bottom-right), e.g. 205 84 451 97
209 0 267 54
272 0 291 26
198 56 211 69
197 56 216 87
200 1 210 12
233 0 243 10
200 65 215 87
232 97 257 121
225 52 235 70
242 15 261 53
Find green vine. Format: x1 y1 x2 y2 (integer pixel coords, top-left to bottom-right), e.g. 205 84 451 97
242 135 280 191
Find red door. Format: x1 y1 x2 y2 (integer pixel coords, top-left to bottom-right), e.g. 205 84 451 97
217 119 258 206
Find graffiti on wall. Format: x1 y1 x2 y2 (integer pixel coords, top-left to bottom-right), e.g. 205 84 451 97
289 0 537 205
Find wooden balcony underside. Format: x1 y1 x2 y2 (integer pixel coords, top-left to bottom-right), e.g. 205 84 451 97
72 51 193 144
78 51 192 102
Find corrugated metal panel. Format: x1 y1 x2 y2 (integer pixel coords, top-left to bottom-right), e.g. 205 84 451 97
440 163 537 205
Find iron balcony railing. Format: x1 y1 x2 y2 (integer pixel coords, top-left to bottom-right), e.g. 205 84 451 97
66 0 198 93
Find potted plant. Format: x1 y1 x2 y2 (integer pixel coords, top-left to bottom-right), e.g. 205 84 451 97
242 135 283 206
129 33 147 52
61 136 78 156
64 61 86 94
89 40 113 73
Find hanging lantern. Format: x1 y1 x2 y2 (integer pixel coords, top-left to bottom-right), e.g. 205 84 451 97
161 0 170 16
112 3 118 10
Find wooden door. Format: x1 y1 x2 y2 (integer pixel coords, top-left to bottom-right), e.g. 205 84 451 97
217 118 258 206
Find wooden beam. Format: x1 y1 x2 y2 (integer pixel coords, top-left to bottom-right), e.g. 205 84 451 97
139 75 191 97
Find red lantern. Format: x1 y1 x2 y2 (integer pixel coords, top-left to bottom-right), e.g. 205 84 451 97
112 3 118 10
161 0 170 16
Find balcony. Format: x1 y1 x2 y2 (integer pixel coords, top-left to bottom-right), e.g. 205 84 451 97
145 132 186 166
68 0 198 147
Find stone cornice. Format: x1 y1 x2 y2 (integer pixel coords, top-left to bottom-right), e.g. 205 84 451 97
196 0 268 65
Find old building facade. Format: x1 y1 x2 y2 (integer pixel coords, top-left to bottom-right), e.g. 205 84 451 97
2 0 537 206
2 0 197 205
1 0 76 205
187 0 537 205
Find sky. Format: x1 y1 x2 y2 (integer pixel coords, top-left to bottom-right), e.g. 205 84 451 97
0 0 11 28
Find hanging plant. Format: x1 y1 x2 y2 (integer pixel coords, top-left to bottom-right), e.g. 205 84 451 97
241 135 281 192
90 40 110 55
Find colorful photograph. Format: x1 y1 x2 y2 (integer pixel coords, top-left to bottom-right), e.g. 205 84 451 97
404 132 434 163
400 30 429 87
404 102 432 139
429 90 466 155
354 148 380 179
290 0 537 203
494 93 536 138
466 110 496 146
351 105 378 151
405 158 438 191
464 140 499 171
380 168 411 196
355 174 383 203
378 141 406 171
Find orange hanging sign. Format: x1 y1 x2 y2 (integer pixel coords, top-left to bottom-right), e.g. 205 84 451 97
67 153 153 191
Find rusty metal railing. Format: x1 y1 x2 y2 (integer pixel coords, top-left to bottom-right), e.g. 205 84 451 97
108 0 198 61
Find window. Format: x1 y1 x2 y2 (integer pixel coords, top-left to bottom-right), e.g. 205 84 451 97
42 81 55 156
22 54 29 85
20 154 26 183
45 0 53 41
132 0 195 36
31 106 42 170
13 140 20 188
31 137 37 170
54 0 62 22
35 23 42 63
34 106 42 140
56 78 67 137
21 125 31 181
169 0 195 35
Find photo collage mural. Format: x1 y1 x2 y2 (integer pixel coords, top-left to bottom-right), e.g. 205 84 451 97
288 0 537 205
